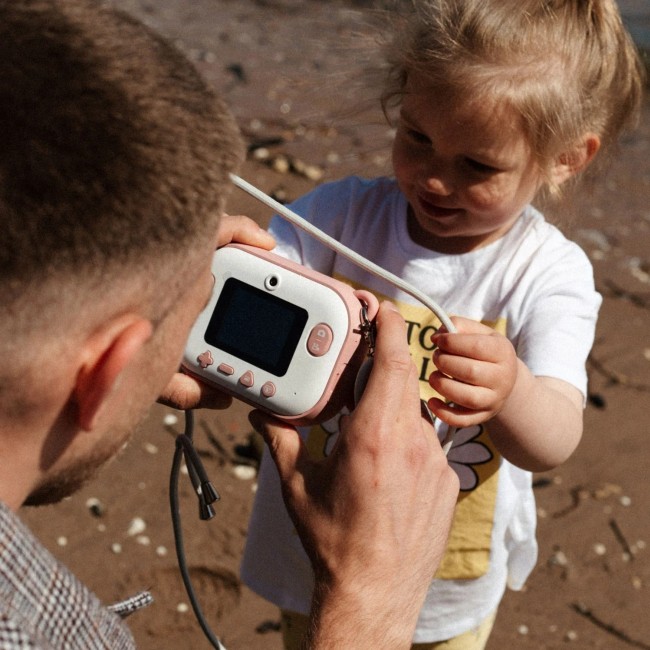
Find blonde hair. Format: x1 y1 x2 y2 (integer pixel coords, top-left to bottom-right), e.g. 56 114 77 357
380 0 645 184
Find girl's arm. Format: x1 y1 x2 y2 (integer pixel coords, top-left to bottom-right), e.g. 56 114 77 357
427 316 584 472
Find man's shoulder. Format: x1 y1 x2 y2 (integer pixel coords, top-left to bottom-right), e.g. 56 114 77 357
0 501 136 650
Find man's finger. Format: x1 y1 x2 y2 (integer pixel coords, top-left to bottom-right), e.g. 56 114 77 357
157 372 232 410
354 302 422 424
248 410 303 482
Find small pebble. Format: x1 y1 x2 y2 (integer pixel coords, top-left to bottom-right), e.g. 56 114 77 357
620 495 632 507
86 497 105 517
135 535 151 546
517 624 529 635
550 550 568 566
57 536 68 547
233 465 257 481
111 543 122 554
176 603 189 614
156 546 168 557
593 543 607 556
253 147 270 161
163 413 179 426
302 164 324 181
127 517 146 536
143 442 158 455
594 483 621 499
565 630 578 642
271 155 290 174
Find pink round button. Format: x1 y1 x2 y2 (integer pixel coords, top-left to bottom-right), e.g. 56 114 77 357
261 381 276 398
307 323 333 357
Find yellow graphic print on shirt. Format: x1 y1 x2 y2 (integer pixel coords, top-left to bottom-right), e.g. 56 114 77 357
304 285 504 580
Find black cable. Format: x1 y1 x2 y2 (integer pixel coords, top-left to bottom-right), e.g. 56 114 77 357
169 409 226 650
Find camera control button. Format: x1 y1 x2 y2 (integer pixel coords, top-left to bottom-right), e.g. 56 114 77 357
217 363 235 376
261 381 276 398
307 323 333 357
197 350 214 369
239 370 255 388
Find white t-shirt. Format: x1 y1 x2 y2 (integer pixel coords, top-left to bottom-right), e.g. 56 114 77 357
240 176 601 641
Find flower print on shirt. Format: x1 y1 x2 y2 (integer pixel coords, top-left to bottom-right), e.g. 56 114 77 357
442 424 494 491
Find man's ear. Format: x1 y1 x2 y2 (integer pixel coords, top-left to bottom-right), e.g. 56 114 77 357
74 316 153 431
549 134 601 187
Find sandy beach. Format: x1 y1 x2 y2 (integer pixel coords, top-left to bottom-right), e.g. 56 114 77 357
21 2 650 648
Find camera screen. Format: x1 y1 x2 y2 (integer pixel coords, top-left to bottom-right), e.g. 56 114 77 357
204 278 309 377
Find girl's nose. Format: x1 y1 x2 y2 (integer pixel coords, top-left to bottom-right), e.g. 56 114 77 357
415 149 454 195
420 166 453 196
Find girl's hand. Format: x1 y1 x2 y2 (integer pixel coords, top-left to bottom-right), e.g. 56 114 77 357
216 213 275 250
427 316 518 428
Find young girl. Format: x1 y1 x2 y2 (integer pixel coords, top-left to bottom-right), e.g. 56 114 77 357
240 1 645 647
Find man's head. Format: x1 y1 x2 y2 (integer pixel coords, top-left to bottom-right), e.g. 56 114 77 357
0 0 243 507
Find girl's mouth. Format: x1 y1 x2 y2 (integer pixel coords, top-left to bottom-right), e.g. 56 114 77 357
416 194 460 220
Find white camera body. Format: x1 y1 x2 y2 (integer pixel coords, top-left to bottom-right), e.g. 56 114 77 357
182 244 378 422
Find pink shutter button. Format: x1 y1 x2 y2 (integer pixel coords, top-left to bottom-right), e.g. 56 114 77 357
307 323 333 357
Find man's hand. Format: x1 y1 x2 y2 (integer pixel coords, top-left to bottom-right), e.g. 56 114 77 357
250 302 459 649
157 214 274 411
427 316 518 428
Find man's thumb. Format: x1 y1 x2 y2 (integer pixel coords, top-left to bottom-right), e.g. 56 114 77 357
248 410 302 480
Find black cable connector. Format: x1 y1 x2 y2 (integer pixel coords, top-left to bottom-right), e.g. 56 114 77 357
169 409 227 650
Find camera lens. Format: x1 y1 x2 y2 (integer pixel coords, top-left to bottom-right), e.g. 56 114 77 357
264 274 281 291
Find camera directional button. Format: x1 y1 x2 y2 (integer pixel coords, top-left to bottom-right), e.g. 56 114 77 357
217 363 234 376
261 381 276 398
239 370 255 388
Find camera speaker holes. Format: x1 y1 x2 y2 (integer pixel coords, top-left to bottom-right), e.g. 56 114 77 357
264 274 281 291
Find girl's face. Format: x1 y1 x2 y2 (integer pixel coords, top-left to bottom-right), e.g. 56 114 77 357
392 76 544 254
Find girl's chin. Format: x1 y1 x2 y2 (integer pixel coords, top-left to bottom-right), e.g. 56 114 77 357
407 214 492 254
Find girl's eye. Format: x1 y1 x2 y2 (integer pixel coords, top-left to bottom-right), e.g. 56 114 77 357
465 158 499 174
404 127 430 145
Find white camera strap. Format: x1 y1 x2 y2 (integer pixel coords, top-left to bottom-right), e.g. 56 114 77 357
230 174 457 334
230 174 457 454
